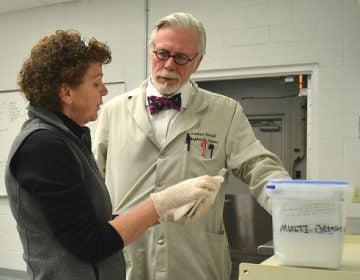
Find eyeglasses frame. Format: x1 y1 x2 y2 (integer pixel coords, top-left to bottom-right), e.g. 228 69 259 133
152 49 198 65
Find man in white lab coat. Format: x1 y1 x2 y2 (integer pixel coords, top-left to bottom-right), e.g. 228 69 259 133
93 12 290 280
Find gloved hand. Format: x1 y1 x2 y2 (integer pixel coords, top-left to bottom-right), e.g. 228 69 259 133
150 175 224 223
172 196 214 225
172 168 228 225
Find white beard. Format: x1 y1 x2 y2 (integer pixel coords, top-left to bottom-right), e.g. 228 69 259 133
151 70 183 96
152 80 181 96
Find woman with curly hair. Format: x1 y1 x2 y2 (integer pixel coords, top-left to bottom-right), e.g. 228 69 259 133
5 30 223 280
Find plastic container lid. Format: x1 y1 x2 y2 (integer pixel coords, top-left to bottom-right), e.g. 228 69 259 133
267 179 350 189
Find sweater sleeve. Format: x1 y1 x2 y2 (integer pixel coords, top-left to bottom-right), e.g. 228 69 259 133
11 129 124 262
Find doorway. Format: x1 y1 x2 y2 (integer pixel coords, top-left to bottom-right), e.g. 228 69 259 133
197 74 308 279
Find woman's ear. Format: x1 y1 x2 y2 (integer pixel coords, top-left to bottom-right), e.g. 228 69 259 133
59 83 72 105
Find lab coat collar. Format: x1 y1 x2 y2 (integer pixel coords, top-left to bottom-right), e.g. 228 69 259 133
127 79 209 149
127 80 159 148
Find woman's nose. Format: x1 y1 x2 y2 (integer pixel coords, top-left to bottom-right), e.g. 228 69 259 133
102 84 108 96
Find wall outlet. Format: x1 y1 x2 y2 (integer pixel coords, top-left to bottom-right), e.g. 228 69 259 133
353 188 360 203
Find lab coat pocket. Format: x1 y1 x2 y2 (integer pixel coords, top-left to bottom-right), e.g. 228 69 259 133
180 140 219 180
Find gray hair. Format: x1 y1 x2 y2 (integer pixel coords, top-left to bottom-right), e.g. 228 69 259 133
149 12 206 56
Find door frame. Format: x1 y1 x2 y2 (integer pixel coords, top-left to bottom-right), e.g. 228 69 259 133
193 63 319 179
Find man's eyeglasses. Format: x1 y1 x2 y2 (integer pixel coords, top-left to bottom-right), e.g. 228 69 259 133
153 49 198 65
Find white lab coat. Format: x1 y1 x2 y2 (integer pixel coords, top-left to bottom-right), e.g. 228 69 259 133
93 79 290 280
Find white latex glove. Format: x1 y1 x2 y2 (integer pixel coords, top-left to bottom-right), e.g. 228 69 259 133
172 168 228 225
172 196 213 225
150 175 224 223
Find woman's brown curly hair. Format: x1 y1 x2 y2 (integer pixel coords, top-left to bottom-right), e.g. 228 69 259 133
18 30 112 112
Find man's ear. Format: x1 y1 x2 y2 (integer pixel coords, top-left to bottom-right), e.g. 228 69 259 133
59 83 72 105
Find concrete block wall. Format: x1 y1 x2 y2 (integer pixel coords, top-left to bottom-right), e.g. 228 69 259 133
0 0 359 272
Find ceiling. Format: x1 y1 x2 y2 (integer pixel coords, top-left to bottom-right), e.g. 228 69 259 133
0 0 78 14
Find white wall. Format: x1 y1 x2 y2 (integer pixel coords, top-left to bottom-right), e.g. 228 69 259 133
0 0 359 271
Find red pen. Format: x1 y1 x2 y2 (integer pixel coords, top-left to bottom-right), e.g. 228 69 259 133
201 138 207 157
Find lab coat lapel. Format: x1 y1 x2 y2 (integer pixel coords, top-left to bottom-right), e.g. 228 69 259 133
165 87 208 146
127 82 162 149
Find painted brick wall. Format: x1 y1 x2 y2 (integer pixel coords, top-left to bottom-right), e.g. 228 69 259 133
0 0 359 272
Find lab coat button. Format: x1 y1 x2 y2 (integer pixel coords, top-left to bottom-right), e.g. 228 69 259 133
159 152 167 159
157 239 165 245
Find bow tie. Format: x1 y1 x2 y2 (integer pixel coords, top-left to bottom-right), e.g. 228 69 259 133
147 93 182 115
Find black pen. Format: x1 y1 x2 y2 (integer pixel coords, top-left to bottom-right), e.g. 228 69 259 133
186 133 191 151
208 143 214 158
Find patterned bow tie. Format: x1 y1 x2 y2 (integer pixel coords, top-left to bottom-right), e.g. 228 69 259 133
147 93 181 115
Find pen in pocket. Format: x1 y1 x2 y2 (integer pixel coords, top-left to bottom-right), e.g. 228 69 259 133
185 133 191 151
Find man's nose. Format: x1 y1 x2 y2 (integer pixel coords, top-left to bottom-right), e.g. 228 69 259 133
164 56 177 68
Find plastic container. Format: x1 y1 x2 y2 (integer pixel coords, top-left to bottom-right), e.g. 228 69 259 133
266 180 354 269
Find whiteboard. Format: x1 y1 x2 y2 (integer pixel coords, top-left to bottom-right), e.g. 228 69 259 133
0 82 125 196
0 91 28 196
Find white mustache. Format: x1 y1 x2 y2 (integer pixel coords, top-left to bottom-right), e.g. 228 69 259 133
158 71 179 79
